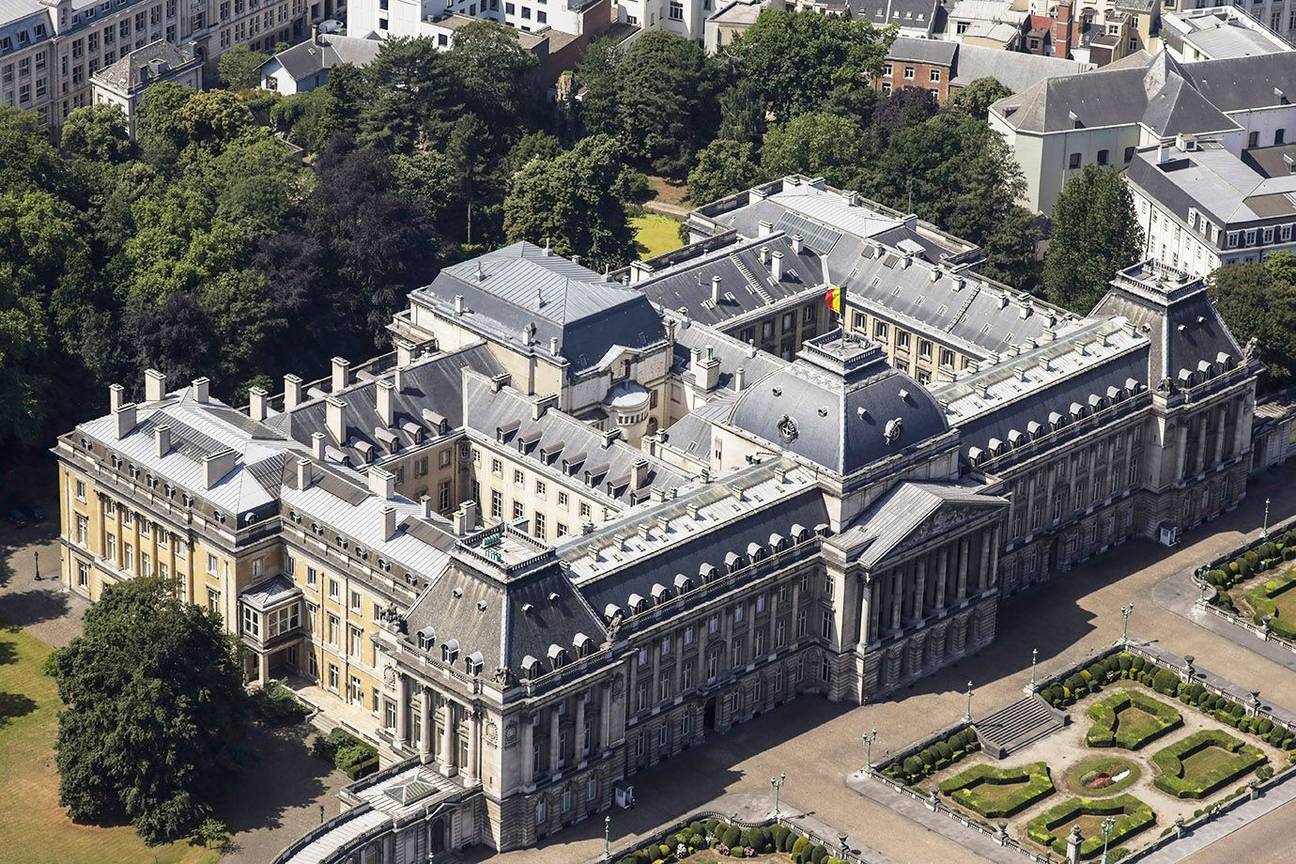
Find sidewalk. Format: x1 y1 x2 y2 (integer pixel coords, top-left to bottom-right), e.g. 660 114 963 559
1137 778 1296 863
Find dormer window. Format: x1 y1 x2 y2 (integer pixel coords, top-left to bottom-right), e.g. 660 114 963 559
547 643 567 669
465 652 483 676
522 655 541 680
417 626 436 651
441 638 459 664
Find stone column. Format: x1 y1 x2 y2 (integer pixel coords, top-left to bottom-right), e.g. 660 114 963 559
956 536 970 600
257 651 270 686
978 528 992 592
860 576 872 645
1175 422 1189 481
465 710 479 784
867 577 881 641
1195 414 1210 473
912 557 927 624
521 712 535 785
889 569 903 631
395 673 409 747
988 525 1001 586
1214 404 1228 464
600 682 612 751
574 691 587 760
934 547 948 610
549 704 562 771
441 702 456 774
420 688 433 756
1234 394 1251 456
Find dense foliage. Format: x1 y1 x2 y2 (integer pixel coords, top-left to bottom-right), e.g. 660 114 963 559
1042 164 1144 313
48 578 248 842
1207 253 1296 388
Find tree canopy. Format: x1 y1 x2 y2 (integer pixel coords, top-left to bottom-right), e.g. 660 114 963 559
1209 253 1296 388
49 577 248 842
948 77 1012 118
1042 164 1144 312
216 45 269 90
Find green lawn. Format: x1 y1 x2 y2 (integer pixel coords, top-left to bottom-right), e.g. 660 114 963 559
0 627 218 864
1113 703 1168 742
633 214 684 259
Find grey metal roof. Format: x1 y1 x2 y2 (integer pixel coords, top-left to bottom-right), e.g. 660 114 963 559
1125 141 1296 230
951 43 1090 91
842 481 1006 569
669 315 787 392
240 574 301 611
266 33 382 81
410 242 666 377
91 39 198 92
263 344 504 466
726 331 950 476
886 36 957 66
460 371 692 505
633 234 825 328
1180 52 1296 112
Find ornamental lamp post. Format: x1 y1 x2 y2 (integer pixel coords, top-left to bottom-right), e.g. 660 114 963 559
862 728 878 771
1120 603 1135 645
963 680 974 724
1100 815 1117 864
1030 647 1039 690
1263 497 1272 538
770 772 787 820
603 815 611 862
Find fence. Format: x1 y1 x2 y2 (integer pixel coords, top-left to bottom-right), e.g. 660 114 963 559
597 809 868 864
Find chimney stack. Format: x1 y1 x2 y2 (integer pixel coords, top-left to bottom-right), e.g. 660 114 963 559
454 294 465 315
248 386 267 421
191 377 210 403
203 448 236 489
368 465 395 499
735 367 747 391
791 233 803 254
757 219 773 237
395 338 415 368
144 369 167 402
155 424 171 457
109 383 125 413
283 374 303 410
331 357 351 393
376 379 395 427
381 505 398 540
770 251 784 281
113 401 137 440
711 275 723 305
295 458 315 490
454 501 478 534
550 336 560 356
421 495 435 519
311 431 326 460
630 458 649 489
326 397 346 444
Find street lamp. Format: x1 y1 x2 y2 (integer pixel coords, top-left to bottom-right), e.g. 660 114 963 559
1263 497 1272 538
770 772 787 820
963 680 974 724
1099 815 1117 864
862 728 878 771
1030 648 1039 690
603 815 611 862
1120 603 1135 645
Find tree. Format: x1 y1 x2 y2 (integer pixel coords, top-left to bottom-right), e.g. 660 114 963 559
175 90 253 157
504 134 639 270
270 87 343 154
1042 164 1143 312
760 112 863 187
135 82 198 167
217 45 269 90
949 77 1012 118
61 105 131 163
49 577 248 843
717 79 767 146
615 31 715 177
358 37 460 154
447 21 539 141
574 37 620 138
1209 255 1296 387
688 139 761 205
725 9 891 120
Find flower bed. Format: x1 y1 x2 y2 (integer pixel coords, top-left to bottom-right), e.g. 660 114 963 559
1062 755 1141 797
937 761 1055 819
1085 690 1182 750
1151 730 1267 799
614 819 848 864
1025 795 1155 859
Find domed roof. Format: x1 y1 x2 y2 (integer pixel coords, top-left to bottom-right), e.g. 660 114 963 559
728 331 949 476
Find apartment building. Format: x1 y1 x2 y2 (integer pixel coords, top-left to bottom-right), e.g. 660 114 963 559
57 176 1260 862
0 0 335 130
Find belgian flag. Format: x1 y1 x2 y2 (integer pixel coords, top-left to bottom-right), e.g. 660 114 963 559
825 285 843 316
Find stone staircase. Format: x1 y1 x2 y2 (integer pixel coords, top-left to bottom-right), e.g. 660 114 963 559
974 694 1068 758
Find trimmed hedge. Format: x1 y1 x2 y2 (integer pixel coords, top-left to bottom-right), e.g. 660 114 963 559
1151 730 1267 799
312 728 379 779
1245 575 1296 639
1086 690 1183 750
884 726 980 785
1204 532 1296 596
1025 794 1156 859
938 761 1055 818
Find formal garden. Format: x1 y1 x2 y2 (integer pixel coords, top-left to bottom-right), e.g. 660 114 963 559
1199 528 1296 638
876 648 1294 861
612 817 851 864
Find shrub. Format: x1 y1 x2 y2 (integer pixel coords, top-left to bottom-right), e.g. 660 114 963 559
939 761 1055 818
790 836 810 860
251 681 311 726
1025 795 1155 858
1086 691 1182 750
191 817 231 852
1151 730 1267 799
771 824 790 851
720 824 741 849
1131 656 1146 672
810 845 828 864
1151 668 1180 695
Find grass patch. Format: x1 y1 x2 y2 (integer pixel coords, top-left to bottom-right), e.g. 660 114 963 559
938 761 1055 818
1245 574 1296 638
0 627 218 864
633 214 684 259
1086 690 1182 750
1151 729 1267 799
1062 755 1141 797
1025 794 1155 859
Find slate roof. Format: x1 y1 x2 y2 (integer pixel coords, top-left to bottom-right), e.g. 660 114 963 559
991 50 1238 136
1091 263 1246 389
265 33 382 82
460 371 692 506
725 331 950 476
670 314 787 392
633 233 827 328
841 481 1006 568
1179 52 1296 112
92 40 197 93
951 43 1090 92
263 344 505 466
410 242 666 378
1125 141 1296 230
886 36 957 66
854 0 940 33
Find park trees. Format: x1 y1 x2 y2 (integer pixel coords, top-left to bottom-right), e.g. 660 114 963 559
49 577 248 843
1208 254 1296 387
688 139 761 205
1042 165 1143 312
216 45 269 90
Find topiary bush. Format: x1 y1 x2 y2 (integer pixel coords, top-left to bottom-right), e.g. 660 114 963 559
1025 795 1155 858
1086 691 1182 750
939 761 1056 818
1151 729 1267 798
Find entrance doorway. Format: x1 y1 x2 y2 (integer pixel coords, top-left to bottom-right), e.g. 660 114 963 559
428 817 446 853
703 697 717 732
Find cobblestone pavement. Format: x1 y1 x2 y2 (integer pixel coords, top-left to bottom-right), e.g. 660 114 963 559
478 466 1296 864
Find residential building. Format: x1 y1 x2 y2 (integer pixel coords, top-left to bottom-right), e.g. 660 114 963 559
990 49 1296 213
0 0 336 131
703 0 761 53
1160 5 1292 62
944 0 1028 50
1126 135 1296 278
346 0 611 44
89 38 201 136
57 177 1259 863
876 35 1091 104
258 29 380 93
